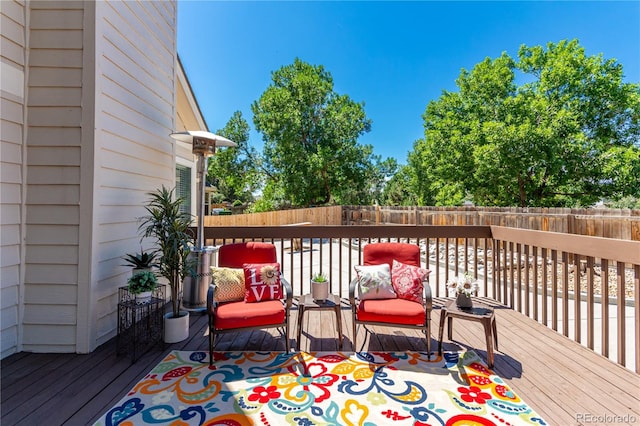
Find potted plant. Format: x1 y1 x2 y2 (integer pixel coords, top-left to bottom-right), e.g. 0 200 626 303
311 272 329 302
121 250 157 275
127 270 158 304
446 272 479 308
139 186 194 343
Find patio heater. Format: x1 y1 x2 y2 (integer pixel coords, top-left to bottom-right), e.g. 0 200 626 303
169 130 236 311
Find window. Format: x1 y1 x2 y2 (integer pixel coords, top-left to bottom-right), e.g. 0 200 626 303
175 165 191 215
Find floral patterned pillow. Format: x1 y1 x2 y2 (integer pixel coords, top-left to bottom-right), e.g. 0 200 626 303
391 260 430 303
243 263 282 303
210 267 246 303
355 263 397 300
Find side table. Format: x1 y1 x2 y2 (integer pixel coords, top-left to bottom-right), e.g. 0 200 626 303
296 293 343 350
438 299 498 368
117 285 166 362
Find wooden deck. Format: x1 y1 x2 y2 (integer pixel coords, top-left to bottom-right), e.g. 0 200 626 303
2 297 639 426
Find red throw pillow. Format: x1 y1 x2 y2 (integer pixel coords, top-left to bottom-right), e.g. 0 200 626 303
391 259 430 303
243 263 283 302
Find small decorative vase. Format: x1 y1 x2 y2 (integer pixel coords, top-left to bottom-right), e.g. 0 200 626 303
456 293 473 308
311 280 329 302
135 291 152 304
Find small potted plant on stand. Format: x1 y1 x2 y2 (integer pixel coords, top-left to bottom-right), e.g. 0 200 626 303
447 272 479 308
311 272 329 302
127 270 158 304
122 250 157 275
139 186 194 343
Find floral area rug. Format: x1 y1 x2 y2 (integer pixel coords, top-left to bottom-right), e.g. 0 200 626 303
95 350 546 426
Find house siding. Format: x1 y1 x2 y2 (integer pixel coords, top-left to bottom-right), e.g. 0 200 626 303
0 0 27 359
21 0 85 353
92 0 177 348
1 0 199 358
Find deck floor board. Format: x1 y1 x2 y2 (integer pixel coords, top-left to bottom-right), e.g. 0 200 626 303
2 297 638 426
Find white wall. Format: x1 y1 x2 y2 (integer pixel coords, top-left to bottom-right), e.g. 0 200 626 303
0 0 27 359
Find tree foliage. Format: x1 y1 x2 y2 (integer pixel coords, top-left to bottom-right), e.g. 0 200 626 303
251 58 377 208
207 111 260 205
408 39 640 207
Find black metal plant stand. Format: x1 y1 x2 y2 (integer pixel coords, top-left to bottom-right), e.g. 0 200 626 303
116 285 166 362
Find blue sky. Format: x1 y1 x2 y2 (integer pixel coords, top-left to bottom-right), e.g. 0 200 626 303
177 1 639 165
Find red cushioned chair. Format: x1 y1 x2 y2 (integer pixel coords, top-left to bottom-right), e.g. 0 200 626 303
207 242 292 364
348 242 432 355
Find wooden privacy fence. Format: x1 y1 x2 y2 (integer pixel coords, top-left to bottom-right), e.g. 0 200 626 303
345 206 640 240
203 205 640 240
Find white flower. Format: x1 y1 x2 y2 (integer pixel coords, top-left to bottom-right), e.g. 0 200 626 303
260 265 279 285
447 273 478 297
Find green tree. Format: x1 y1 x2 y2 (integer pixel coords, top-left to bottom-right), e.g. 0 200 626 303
409 39 640 207
207 111 260 205
252 58 375 207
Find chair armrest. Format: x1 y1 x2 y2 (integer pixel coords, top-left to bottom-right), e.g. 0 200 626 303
348 278 358 308
207 283 218 315
281 277 293 309
423 278 432 313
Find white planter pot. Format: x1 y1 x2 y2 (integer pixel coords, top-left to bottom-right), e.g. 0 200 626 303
311 280 329 302
164 311 190 343
135 291 152 304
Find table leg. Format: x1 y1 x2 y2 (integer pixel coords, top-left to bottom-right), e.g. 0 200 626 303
447 316 454 341
438 310 447 355
492 316 498 351
334 305 343 349
297 306 305 351
482 319 494 368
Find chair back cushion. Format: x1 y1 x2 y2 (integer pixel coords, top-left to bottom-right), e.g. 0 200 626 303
363 242 421 269
218 242 277 268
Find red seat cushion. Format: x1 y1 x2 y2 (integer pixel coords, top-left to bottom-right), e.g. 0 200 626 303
364 242 420 269
214 300 285 329
357 298 425 325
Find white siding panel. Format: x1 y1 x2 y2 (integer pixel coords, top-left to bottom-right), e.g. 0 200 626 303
103 1 173 79
92 0 177 351
24 283 77 304
26 166 80 184
29 67 82 87
26 106 82 126
27 147 80 166
22 324 76 347
30 8 83 29
1 97 23 123
1 162 21 183
24 224 78 244
28 48 83 68
24 264 77 284
0 244 20 266
1 120 23 144
0 0 24 360
23 304 76 324
0 223 19 244
0 182 21 203
28 87 82 106
25 245 78 264
26 205 78 224
29 29 83 49
25 185 79 204
0 284 18 310
0 37 26 67
27 127 81 146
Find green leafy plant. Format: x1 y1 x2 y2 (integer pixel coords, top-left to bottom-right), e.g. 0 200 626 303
311 272 328 283
139 186 194 318
127 270 158 294
121 250 157 269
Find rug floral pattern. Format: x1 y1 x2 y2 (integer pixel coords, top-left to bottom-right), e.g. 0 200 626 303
96 350 546 426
